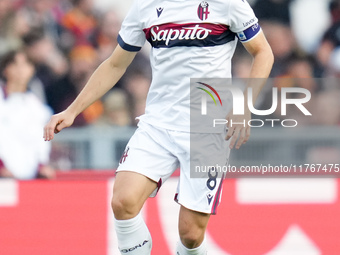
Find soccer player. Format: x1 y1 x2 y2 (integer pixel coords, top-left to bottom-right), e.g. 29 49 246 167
44 0 273 254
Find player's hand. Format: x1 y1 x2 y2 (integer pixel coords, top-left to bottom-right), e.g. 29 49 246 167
43 110 75 141
225 110 251 149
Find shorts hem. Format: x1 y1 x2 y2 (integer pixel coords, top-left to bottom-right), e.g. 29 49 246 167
175 198 215 215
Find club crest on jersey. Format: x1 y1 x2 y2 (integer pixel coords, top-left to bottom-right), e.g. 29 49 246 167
119 147 129 164
197 1 210 21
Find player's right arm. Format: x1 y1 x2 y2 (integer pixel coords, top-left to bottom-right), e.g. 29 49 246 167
43 45 137 141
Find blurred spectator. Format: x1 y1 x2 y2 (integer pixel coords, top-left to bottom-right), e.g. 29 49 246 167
329 0 340 23
328 47 340 77
290 0 331 54
17 0 64 45
277 54 321 86
232 46 252 78
61 0 97 46
252 0 301 78
124 73 151 124
46 44 103 126
92 10 120 62
257 54 321 126
317 0 340 73
286 55 316 79
312 89 340 126
22 30 69 92
0 0 29 55
0 49 55 179
94 89 132 127
253 0 292 25
260 21 296 77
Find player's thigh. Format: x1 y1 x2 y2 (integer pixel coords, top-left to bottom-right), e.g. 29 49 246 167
112 171 157 219
178 205 210 248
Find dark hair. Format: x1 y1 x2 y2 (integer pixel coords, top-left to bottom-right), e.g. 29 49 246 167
21 29 45 47
330 0 340 11
0 50 33 80
0 50 17 79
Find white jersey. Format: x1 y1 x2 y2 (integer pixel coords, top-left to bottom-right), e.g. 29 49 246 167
118 0 261 132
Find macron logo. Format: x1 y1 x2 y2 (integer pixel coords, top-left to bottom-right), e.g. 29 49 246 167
156 7 164 17
207 194 214 205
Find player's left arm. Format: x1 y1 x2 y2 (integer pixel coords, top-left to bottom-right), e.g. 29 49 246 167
226 31 274 149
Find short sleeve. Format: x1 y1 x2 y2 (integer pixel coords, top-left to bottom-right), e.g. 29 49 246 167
228 0 261 43
118 0 146 52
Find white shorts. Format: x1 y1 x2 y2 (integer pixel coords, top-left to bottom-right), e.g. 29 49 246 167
116 121 230 214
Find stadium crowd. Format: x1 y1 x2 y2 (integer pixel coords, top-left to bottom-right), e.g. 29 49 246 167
0 0 339 126
0 0 340 177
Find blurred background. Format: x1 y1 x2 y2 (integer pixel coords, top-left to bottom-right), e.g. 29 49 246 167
0 0 339 171
0 0 340 254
